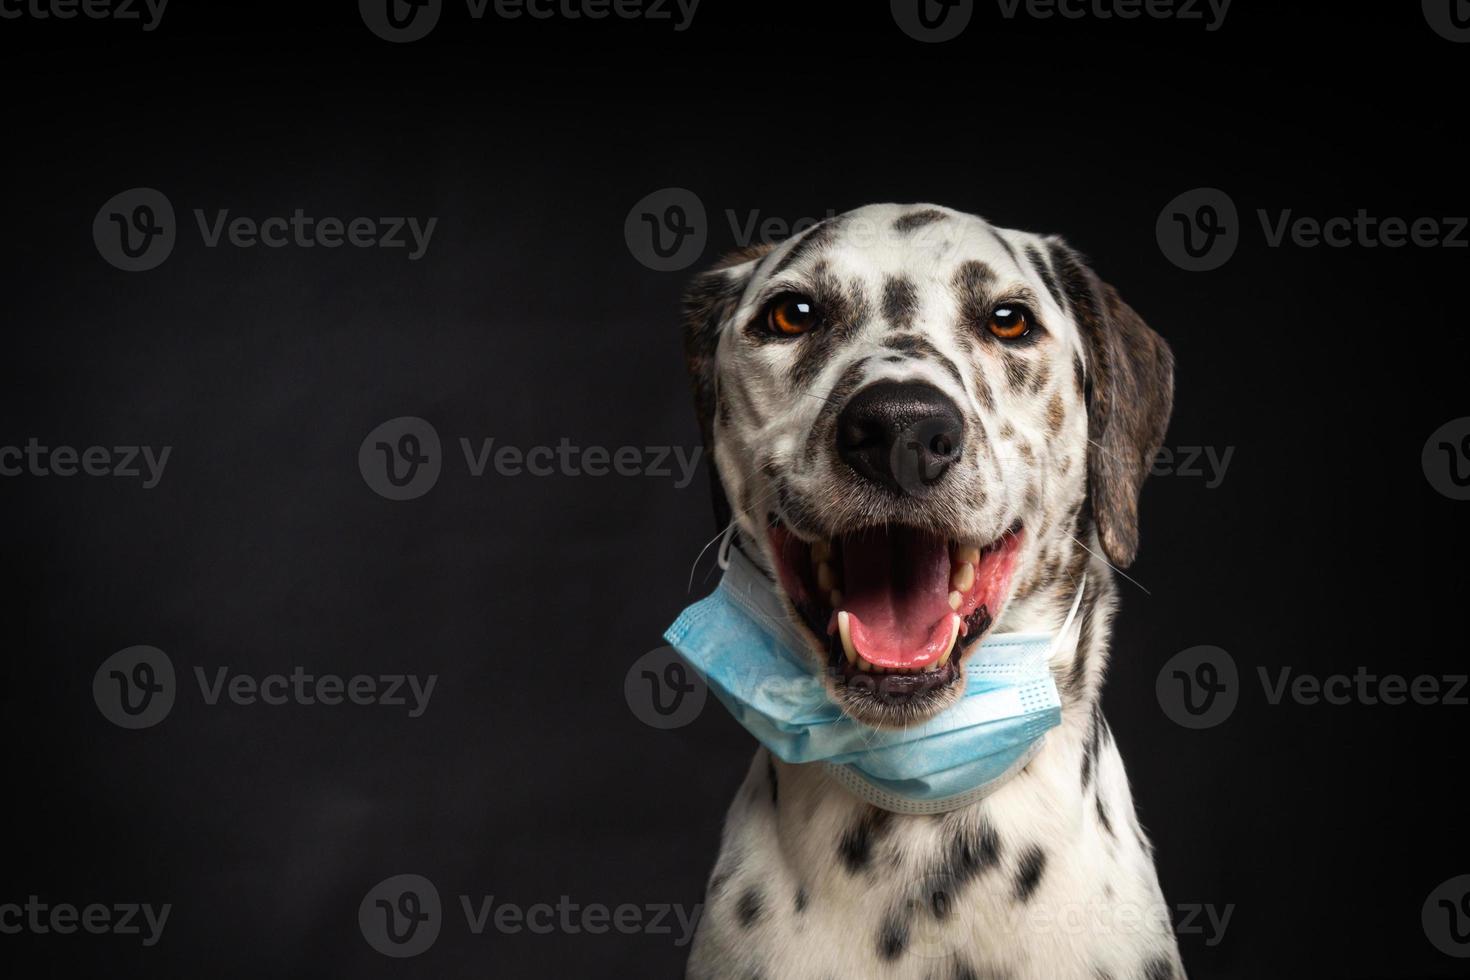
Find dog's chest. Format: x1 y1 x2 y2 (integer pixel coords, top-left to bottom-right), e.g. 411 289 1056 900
686 733 1185 980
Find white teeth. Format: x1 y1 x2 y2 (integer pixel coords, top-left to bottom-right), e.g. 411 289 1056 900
837 611 858 665
952 562 975 592
816 561 835 593
937 615 961 666
948 590 963 611
955 544 981 566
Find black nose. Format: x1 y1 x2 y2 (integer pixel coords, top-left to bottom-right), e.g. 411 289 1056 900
836 381 965 496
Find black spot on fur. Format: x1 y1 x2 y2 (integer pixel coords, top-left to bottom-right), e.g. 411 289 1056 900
766 753 778 807
1142 958 1177 980
894 208 948 233
878 911 909 960
1046 391 1068 435
1012 846 1048 903
1025 243 1064 310
1001 351 1032 390
876 333 967 391
952 260 996 339
1029 362 1051 395
1068 589 1100 699
925 819 1003 918
1081 700 1103 790
801 357 869 461
972 367 994 411
989 228 1020 267
883 332 929 354
882 275 920 330
786 265 871 388
771 217 841 276
839 807 892 874
794 886 808 914
736 888 765 928
1097 792 1116 839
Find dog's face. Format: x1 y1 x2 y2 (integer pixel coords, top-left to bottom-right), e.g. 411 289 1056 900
683 204 1172 727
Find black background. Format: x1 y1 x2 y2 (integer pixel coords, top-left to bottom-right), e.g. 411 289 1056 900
2 2 1466 978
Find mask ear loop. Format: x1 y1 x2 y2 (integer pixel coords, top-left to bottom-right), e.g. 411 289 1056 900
716 521 738 571
1051 575 1088 660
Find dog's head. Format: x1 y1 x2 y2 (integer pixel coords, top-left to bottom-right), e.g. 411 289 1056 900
682 204 1173 727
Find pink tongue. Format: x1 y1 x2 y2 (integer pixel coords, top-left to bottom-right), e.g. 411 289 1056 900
841 527 957 669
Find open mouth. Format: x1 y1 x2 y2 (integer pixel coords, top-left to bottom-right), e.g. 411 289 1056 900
768 521 1023 708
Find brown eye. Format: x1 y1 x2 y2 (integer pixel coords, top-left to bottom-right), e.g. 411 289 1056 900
768 294 820 336
988 303 1032 340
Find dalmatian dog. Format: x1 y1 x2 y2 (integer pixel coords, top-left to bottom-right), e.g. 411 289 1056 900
677 204 1183 979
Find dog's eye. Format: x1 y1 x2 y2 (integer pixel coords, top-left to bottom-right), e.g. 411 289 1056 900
987 303 1032 340
767 294 820 336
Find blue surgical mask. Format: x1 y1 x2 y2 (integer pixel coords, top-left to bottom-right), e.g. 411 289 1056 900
663 535 1079 815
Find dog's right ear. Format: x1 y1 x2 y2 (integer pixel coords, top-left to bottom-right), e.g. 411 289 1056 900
681 244 774 529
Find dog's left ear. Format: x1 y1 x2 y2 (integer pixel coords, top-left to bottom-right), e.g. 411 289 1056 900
680 243 775 529
1048 241 1175 569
